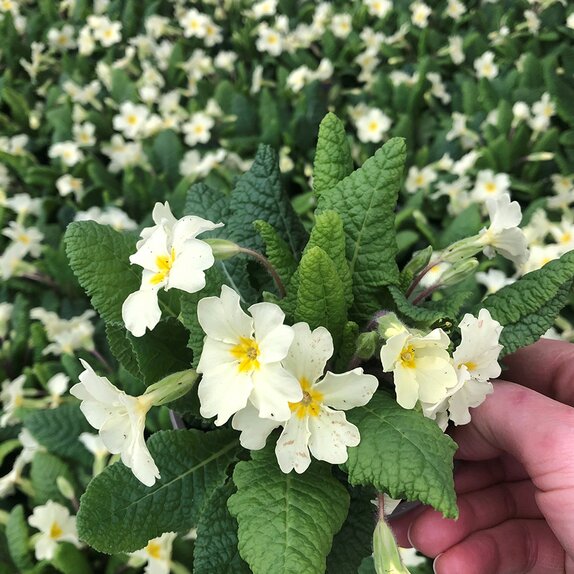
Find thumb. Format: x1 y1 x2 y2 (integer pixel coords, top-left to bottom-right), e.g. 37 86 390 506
451 381 574 557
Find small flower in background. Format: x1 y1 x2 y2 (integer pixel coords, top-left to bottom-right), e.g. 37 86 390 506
405 165 438 194
197 285 301 425
410 1 432 28
478 194 529 267
475 268 515 294
474 50 499 79
48 141 84 167
331 13 353 38
28 500 81 560
182 112 214 146
0 301 12 338
364 0 392 18
233 324 378 473
2 221 44 258
380 326 459 410
122 202 222 337
471 169 511 202
113 101 151 140
74 205 137 231
70 359 160 486
0 374 30 426
47 373 69 408
356 108 392 143
130 532 177 574
56 174 85 202
529 92 555 132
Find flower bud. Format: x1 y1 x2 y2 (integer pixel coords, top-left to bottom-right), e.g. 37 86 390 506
377 313 406 340
143 369 198 407
56 476 76 502
355 331 379 360
373 518 410 574
401 246 433 280
204 238 241 260
441 235 482 263
439 258 479 288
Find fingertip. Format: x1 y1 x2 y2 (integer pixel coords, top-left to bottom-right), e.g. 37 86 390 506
432 553 443 574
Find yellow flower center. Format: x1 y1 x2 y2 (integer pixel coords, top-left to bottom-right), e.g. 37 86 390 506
49 522 63 540
561 232 572 244
126 114 138 126
485 182 497 193
150 248 176 285
230 337 261 373
368 120 379 132
400 344 416 368
289 378 323 419
17 233 30 245
463 361 477 371
415 174 425 186
146 541 162 559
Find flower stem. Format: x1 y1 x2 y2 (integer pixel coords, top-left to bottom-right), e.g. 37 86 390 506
238 247 286 298
90 348 113 373
410 284 440 306
405 259 441 299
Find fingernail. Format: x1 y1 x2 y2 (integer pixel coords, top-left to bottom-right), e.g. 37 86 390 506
433 553 444 574
407 523 415 548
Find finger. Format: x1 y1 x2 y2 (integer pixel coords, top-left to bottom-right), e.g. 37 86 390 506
433 519 565 574
451 381 574 556
454 456 528 495
407 479 541 557
503 339 574 406
389 505 427 548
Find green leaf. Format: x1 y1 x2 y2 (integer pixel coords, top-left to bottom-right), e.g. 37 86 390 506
31 452 75 505
184 183 230 225
253 220 298 287
387 286 449 327
127 318 194 385
481 251 574 357
313 113 354 198
305 211 353 308
438 204 483 249
295 246 347 347
194 481 250 574
53 542 92 574
105 322 142 379
228 448 349 574
65 222 139 324
334 321 360 371
346 393 458 518
0 440 21 467
24 404 92 465
6 505 34 572
326 486 375 574
317 138 407 321
150 130 184 188
77 429 239 554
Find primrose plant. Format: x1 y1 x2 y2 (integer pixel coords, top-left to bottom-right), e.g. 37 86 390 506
61 114 574 574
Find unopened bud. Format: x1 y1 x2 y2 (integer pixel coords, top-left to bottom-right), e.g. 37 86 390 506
144 369 198 407
402 246 433 279
56 476 75 501
373 518 410 574
377 313 406 340
355 332 379 360
525 152 554 162
205 238 241 260
440 258 479 287
441 235 482 263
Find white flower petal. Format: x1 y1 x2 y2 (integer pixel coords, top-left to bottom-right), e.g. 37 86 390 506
197 285 252 343
166 258 206 293
196 338 235 375
172 217 223 250
308 407 360 464
231 402 279 450
393 367 419 410
380 331 409 371
314 369 378 410
122 289 162 337
129 226 170 271
282 323 333 383
275 416 311 474
198 363 253 425
250 364 301 421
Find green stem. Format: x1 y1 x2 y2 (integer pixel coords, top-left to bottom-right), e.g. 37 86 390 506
238 247 286 298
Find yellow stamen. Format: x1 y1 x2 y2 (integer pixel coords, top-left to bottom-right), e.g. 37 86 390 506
146 541 162 559
485 182 497 194
150 248 176 285
49 522 63 539
230 337 260 373
463 361 477 371
400 344 416 368
289 378 323 419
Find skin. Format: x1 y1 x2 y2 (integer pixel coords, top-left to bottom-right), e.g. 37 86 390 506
390 339 574 573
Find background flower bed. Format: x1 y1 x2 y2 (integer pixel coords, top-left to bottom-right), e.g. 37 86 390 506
0 0 573 573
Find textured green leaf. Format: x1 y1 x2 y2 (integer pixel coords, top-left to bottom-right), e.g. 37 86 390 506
6 505 34 572
253 220 298 286
306 210 353 308
346 393 458 518
295 247 347 347
228 448 349 574
184 183 231 226
227 145 307 256
105 322 142 379
313 113 354 198
194 481 250 574
24 404 92 465
326 486 375 574
77 429 239 554
388 286 449 327
31 452 75 505
317 138 407 320
127 318 194 385
481 250 574 357
65 222 140 324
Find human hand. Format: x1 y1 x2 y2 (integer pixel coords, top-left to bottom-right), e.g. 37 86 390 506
390 338 574 573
